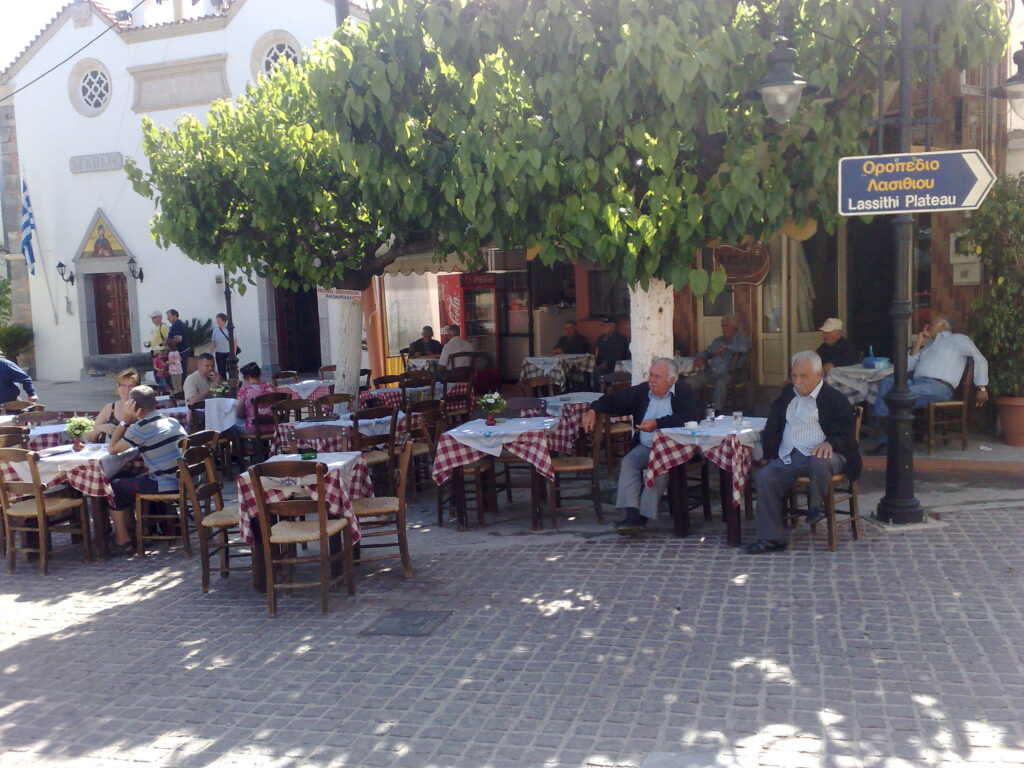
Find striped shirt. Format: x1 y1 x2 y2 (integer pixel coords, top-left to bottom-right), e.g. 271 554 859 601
778 380 827 464
123 413 187 491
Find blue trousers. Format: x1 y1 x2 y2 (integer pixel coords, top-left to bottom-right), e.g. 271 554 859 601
873 376 952 420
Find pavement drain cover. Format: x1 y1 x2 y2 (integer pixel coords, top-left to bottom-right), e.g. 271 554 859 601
360 610 453 636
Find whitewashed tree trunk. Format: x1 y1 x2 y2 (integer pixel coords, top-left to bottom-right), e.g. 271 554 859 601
627 279 675 385
327 295 364 398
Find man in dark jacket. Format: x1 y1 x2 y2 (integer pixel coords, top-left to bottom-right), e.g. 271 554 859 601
747 350 862 554
0 357 36 404
593 316 629 386
815 317 858 373
583 358 700 532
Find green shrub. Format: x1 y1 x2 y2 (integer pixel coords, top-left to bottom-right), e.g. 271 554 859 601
0 324 34 362
184 318 213 350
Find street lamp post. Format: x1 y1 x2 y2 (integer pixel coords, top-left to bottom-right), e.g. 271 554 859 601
223 267 238 380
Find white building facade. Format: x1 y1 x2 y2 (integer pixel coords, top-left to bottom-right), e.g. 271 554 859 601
0 0 347 380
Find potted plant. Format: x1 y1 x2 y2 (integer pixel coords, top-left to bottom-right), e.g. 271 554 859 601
964 173 1024 446
478 392 507 426
0 323 35 365
64 416 95 452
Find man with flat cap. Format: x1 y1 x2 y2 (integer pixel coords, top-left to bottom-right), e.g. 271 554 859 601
816 317 857 374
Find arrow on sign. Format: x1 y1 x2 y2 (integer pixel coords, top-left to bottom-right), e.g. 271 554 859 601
961 151 995 208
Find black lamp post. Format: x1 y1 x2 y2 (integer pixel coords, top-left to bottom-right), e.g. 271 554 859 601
56 261 75 285
223 267 238 380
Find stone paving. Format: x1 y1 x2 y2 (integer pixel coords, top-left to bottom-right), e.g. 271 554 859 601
0 471 1023 768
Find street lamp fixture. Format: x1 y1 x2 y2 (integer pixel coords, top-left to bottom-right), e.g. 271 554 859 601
127 255 144 283
56 261 75 286
750 36 820 124
992 42 1024 121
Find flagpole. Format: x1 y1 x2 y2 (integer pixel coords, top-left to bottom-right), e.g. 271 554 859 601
21 175 59 326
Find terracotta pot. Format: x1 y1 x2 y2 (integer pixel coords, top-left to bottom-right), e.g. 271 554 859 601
996 396 1024 447
485 414 497 426
72 438 84 452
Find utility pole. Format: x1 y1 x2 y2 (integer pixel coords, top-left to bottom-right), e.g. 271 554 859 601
335 0 348 27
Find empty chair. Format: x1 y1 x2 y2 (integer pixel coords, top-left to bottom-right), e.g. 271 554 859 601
399 371 434 408
314 393 354 417
498 397 544 418
520 376 555 398
248 460 356 616
359 369 372 392
272 370 299 387
15 411 64 426
290 423 350 453
271 399 315 425
373 374 402 390
318 364 337 380
351 406 398 493
600 372 632 394
349 441 414 577
2 400 42 415
0 426 29 448
439 369 474 425
542 412 605 529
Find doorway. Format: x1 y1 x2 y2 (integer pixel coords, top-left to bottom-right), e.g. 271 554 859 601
274 286 322 372
92 273 132 354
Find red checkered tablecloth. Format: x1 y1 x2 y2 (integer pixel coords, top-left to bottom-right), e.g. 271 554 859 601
272 423 351 454
357 387 405 409
432 428 556 484
0 448 146 508
275 383 334 401
236 453 373 544
644 431 753 509
27 428 72 452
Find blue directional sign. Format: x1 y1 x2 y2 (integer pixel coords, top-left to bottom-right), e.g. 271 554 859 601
838 149 996 216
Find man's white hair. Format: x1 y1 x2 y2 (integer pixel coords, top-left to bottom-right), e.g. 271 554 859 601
791 349 823 373
651 357 679 381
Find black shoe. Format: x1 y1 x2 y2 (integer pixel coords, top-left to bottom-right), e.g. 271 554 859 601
865 443 888 457
614 516 647 534
805 508 826 527
745 539 787 554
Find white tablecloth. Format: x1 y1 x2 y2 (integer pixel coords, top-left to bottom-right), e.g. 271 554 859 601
542 391 602 417
280 379 329 399
826 365 893 405
615 357 696 376
0 415 19 426
261 451 366 490
407 358 439 372
445 416 559 457
205 398 239 433
658 416 767 460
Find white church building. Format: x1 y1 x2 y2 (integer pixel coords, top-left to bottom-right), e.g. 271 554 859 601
0 0 353 380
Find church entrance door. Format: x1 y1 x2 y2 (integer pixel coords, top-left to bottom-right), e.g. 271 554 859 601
93 273 132 354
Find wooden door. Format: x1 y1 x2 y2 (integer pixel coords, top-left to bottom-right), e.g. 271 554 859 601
94 273 132 354
274 286 322 372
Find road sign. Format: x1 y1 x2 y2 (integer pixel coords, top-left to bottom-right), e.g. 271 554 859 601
838 149 996 216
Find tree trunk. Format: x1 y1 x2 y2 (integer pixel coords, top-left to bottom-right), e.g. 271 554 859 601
627 279 675 385
326 295 364 398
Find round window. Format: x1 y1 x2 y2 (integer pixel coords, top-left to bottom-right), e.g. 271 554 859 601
68 59 112 116
263 42 299 73
80 69 111 110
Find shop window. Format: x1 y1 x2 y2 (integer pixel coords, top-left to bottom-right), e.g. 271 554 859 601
588 270 629 317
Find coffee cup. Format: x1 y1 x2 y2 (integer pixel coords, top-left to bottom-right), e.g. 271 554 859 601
685 421 698 428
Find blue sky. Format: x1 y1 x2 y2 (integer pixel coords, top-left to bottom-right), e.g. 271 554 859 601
1 0 130 71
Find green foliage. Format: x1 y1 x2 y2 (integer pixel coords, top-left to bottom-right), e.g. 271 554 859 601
184 318 213 351
0 324 34 362
0 279 13 324
965 174 1024 398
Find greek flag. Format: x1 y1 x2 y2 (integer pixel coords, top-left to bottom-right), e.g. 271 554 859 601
20 179 36 276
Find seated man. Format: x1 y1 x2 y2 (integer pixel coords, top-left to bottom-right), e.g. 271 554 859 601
107 385 188 554
684 315 751 411
183 353 222 405
437 324 475 370
552 320 590 355
582 358 700 533
869 314 988 453
816 317 858 374
593 316 629 388
747 351 861 554
409 325 442 358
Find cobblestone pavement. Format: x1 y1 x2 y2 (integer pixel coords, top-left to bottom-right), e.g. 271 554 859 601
1 476 1023 768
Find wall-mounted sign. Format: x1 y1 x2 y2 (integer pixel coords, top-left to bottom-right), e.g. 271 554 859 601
712 244 771 285
69 152 124 174
317 287 362 303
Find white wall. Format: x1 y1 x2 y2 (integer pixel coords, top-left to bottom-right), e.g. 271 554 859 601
8 0 339 379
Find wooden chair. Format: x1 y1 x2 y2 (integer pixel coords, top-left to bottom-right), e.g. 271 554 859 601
920 361 974 453
448 351 475 370
405 400 443 494
359 368 372 392
520 376 555 397
600 372 632 394
314 393 354 417
2 400 42 415
14 411 64 426
597 412 633 471
433 412 499 529
272 370 299 387
703 353 751 412
0 448 92 574
290 424 350 453
499 397 545 418
248 460 356 616
318 364 337 380
439 369 474 425
399 348 411 371
351 406 398 494
399 371 435 408
786 405 864 551
350 440 414 577
134 467 192 558
373 374 402 390
178 446 249 592
179 429 232 481
187 402 206 431
542 411 604 529
237 392 289 465
272 399 315 426
0 426 29 447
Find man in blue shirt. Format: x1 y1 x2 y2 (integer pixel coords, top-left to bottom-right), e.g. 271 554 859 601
166 309 190 389
0 357 37 404
684 315 751 410
583 358 700 533
107 385 187 554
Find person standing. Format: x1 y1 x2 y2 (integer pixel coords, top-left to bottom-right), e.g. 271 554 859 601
166 309 190 392
212 313 238 380
146 310 169 355
0 356 37 404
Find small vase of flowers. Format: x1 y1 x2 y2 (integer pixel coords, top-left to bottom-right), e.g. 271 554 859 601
208 382 233 398
479 392 507 426
65 416 95 451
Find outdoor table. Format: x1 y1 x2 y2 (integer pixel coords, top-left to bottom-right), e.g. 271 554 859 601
644 416 766 545
407 358 439 372
26 424 73 451
358 384 432 410
272 411 406 454
432 416 562 529
615 357 696 377
826 365 893 405
519 354 595 392
275 380 334 401
203 397 238 433
156 405 191 430
541 392 602 453
0 444 141 558
236 451 372 591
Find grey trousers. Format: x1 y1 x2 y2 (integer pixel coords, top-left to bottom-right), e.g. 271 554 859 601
754 452 845 541
684 370 730 411
616 443 670 520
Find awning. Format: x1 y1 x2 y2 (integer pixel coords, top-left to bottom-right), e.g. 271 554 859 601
382 251 468 276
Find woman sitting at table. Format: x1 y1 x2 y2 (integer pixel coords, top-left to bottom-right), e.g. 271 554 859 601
84 368 141 443
235 362 275 432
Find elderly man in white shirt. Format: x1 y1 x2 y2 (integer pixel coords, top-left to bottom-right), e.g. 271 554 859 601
437 324 475 370
870 316 988 450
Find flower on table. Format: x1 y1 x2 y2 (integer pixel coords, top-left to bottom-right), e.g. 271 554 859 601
65 416 95 439
209 383 233 398
478 392 507 414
